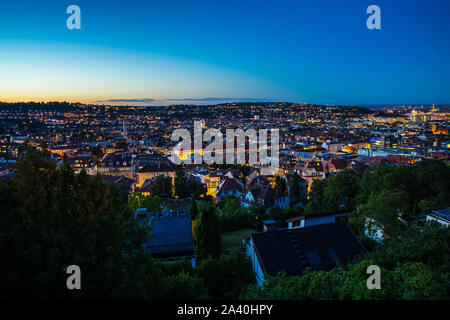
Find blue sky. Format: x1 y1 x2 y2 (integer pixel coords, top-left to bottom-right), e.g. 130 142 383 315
0 0 449 105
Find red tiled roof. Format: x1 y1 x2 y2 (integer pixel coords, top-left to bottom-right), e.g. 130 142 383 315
216 176 244 195
386 154 411 165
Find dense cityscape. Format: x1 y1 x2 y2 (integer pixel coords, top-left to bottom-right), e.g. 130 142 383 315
1 101 449 180
1 101 449 300
1 0 449 308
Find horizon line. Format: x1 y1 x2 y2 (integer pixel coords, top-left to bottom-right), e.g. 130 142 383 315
1 99 449 108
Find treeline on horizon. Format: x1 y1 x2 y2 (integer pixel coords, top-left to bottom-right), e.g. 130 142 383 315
0 101 376 113
0 145 449 299
0 101 81 112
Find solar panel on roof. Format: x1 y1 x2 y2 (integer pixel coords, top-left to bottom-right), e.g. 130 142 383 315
326 248 339 263
305 251 322 266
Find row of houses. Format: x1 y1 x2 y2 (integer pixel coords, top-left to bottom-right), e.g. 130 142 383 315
135 201 367 285
212 170 292 211
139 199 449 285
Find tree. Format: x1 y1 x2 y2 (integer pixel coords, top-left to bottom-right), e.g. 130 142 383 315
159 258 195 277
217 197 256 232
149 175 173 198
355 161 449 217
240 268 343 300
241 259 447 300
304 178 328 215
196 252 254 299
0 145 162 299
175 170 190 198
412 160 450 213
160 272 205 300
269 205 304 225
90 145 104 159
188 178 207 199
323 169 359 211
368 222 450 273
337 259 394 300
305 169 360 215
114 139 127 150
175 170 206 199
128 193 162 212
190 199 198 220
275 175 287 193
355 188 412 237
289 172 304 205
195 201 222 261
391 262 443 300
249 201 266 218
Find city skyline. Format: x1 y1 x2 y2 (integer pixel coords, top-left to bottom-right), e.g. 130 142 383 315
0 0 449 304
1 0 450 105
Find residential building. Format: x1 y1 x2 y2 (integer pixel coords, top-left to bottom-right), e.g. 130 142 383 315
244 222 366 284
136 205 195 267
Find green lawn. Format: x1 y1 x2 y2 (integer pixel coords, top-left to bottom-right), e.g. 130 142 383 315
222 228 256 251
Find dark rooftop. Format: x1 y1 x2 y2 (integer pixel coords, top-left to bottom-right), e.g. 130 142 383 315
431 209 450 222
141 211 195 258
252 222 366 277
